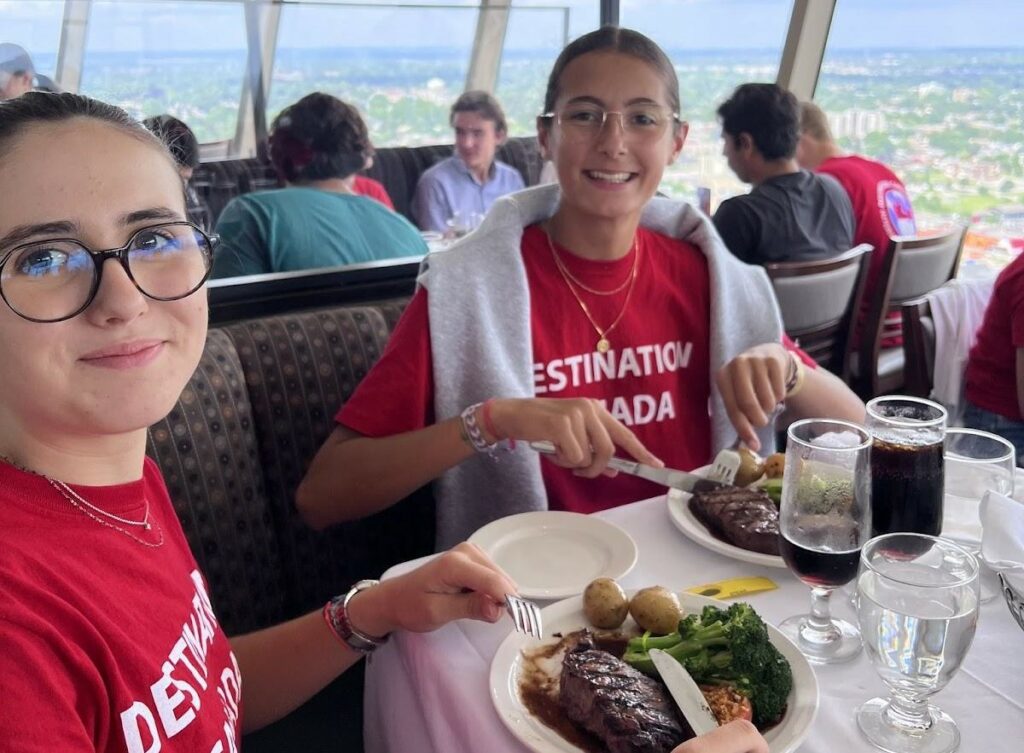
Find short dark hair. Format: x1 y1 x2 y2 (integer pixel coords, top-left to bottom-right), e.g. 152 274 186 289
450 90 508 134
143 114 199 169
268 92 371 183
717 83 799 161
542 27 680 117
0 91 166 162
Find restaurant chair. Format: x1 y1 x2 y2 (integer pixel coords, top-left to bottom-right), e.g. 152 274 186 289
901 297 935 398
901 276 995 421
852 226 968 399
764 243 872 381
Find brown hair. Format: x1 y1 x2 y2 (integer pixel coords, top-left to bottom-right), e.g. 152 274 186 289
0 91 167 162
269 92 371 183
450 90 508 134
541 27 680 116
799 100 834 143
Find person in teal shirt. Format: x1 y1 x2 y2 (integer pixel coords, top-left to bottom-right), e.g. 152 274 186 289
213 93 426 279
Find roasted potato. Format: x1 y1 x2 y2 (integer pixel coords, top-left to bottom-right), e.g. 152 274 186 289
763 453 785 479
628 586 681 635
583 578 630 629
734 447 766 487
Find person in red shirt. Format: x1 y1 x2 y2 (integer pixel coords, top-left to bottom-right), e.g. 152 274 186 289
797 101 917 346
0 92 520 752
297 29 864 541
353 153 396 209
963 251 1024 465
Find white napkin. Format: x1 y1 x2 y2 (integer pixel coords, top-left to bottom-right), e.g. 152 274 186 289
981 490 1024 592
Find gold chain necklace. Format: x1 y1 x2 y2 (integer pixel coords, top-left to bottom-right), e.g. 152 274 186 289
545 230 638 296
547 232 642 354
1 455 164 548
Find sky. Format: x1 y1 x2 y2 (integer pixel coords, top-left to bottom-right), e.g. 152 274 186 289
2 0 1024 55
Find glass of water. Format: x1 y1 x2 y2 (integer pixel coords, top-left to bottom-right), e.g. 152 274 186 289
944 428 1015 602
778 419 872 664
857 533 980 753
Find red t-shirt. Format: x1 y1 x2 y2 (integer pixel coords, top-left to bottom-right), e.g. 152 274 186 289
353 176 395 210
817 155 917 346
338 225 813 514
0 458 242 753
965 251 1024 421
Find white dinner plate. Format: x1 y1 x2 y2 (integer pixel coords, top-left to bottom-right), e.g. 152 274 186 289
666 465 787 569
490 591 818 753
467 511 638 600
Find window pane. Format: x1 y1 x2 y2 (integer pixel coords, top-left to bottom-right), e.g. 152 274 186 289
0 0 64 83
621 0 792 205
498 1 600 136
81 1 247 144
270 3 480 147
819 0 1024 272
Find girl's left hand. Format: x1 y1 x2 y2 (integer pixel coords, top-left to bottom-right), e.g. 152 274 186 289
715 343 790 452
347 543 519 637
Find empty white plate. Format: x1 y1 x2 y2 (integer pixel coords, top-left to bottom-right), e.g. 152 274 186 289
468 511 638 599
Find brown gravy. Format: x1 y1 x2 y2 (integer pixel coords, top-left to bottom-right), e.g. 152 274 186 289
517 630 632 753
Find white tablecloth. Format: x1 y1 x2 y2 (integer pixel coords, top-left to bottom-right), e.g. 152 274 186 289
364 496 1024 753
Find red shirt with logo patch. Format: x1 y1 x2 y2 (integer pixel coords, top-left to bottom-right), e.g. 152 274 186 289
817 155 917 346
338 224 811 514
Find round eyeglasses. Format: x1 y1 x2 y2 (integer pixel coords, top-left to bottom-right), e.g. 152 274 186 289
541 103 682 144
0 221 217 323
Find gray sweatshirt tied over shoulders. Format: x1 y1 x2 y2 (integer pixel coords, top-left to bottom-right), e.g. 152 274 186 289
418 183 783 550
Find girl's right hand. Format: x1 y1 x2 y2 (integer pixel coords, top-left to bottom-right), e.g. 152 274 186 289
485 398 663 478
670 721 768 753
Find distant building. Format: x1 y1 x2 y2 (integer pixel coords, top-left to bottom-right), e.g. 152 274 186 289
829 110 887 139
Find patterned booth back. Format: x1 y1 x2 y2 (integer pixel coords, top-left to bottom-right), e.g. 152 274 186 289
147 328 285 635
148 299 436 636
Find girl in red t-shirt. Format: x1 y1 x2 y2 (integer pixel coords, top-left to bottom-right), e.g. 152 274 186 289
298 29 864 532
0 92 519 752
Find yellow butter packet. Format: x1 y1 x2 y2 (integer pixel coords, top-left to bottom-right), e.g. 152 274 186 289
685 577 778 600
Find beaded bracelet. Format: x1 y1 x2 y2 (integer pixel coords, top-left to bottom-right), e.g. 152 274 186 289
461 402 498 454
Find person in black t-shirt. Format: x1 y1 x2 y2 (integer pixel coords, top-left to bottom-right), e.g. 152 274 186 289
712 83 854 266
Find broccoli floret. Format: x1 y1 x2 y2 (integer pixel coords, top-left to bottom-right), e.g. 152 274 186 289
622 601 793 727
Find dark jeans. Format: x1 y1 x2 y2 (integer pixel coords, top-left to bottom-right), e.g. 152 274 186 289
963 401 1024 468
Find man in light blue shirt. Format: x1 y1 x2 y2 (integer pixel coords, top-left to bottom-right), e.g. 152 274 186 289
412 90 526 234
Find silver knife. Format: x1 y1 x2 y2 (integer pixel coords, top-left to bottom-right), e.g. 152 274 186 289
649 648 720 736
529 441 729 495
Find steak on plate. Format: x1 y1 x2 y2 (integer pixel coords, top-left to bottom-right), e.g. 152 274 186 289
559 632 693 753
688 486 780 555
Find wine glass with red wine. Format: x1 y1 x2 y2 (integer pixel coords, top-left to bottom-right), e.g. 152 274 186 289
778 419 872 664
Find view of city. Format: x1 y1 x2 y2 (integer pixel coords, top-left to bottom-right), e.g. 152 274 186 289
3 1 1022 268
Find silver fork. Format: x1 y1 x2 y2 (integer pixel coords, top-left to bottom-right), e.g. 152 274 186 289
708 448 740 485
505 594 543 639
710 403 786 485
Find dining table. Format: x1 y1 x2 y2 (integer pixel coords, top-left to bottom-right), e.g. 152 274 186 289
363 491 1024 753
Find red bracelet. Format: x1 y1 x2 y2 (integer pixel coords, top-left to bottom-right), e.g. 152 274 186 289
480 399 516 450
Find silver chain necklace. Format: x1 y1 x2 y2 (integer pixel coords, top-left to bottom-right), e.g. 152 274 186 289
3 455 164 548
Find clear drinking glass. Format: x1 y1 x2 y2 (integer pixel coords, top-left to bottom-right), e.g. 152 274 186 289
866 395 947 537
778 419 872 664
445 210 484 238
857 533 980 753
943 428 1015 602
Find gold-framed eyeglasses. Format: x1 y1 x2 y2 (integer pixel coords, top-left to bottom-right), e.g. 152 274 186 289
0 221 217 323
541 104 681 143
